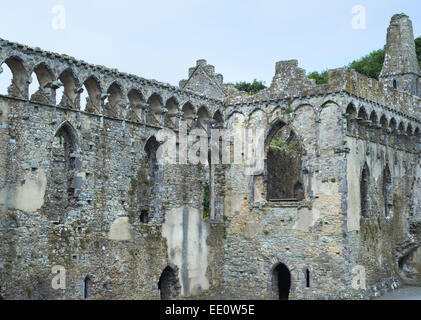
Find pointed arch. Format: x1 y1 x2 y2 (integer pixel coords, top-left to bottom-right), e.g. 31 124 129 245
266 119 304 201
1 56 28 98
369 111 378 125
182 102 195 126
81 76 102 113
389 118 397 131
44 121 81 223
128 88 144 122
271 263 291 300
29 63 55 104
197 105 210 127
380 115 388 129
158 266 180 300
58 68 79 108
249 108 267 128
165 97 179 114
147 93 164 113
0 61 13 96
84 275 92 299
104 82 124 118
406 123 413 136
346 103 357 118
213 110 224 128
357 107 368 120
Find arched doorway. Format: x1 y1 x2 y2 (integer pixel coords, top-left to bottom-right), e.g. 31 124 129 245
272 263 291 300
158 266 180 300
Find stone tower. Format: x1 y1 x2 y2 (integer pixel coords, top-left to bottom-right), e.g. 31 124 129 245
379 14 421 97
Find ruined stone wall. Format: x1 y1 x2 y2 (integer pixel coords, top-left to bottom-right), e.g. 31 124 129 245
345 101 421 297
221 94 352 299
0 16 420 300
0 38 226 300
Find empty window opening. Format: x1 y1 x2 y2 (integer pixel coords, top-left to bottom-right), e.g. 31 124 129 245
0 58 28 98
81 77 101 113
128 89 145 122
84 276 92 299
213 110 224 128
389 118 397 132
138 136 161 222
305 268 311 288
44 122 79 221
272 263 291 300
393 79 397 89
369 111 378 125
28 72 40 100
198 106 210 128
58 70 78 108
383 165 392 218
0 63 13 96
56 86 64 107
182 102 195 127
203 182 210 219
79 87 89 111
267 124 303 201
148 94 163 114
104 83 123 118
158 267 180 300
165 97 178 126
29 64 55 104
140 210 149 223
360 163 370 218
380 115 388 129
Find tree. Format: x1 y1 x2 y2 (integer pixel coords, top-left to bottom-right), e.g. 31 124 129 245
307 36 420 84
415 36 421 69
347 48 385 80
307 71 328 85
234 79 267 95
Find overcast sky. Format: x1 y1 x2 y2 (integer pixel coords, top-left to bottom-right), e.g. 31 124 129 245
0 0 420 86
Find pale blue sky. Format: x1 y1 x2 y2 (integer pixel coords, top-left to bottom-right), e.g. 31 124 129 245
0 0 420 86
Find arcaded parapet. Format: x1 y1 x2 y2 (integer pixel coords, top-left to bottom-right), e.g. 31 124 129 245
379 14 421 97
0 39 225 127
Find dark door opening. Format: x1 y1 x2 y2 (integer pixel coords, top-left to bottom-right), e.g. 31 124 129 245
84 275 92 299
272 263 291 300
158 266 180 300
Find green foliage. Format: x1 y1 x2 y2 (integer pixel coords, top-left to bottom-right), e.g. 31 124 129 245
55 131 63 145
307 36 420 82
270 139 301 158
416 36 421 69
203 183 210 220
307 70 328 84
347 48 386 80
234 79 267 95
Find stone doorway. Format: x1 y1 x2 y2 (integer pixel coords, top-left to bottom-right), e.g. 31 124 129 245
158 266 180 300
272 263 291 300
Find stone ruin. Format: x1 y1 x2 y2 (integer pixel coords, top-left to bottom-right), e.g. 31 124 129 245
0 13 420 300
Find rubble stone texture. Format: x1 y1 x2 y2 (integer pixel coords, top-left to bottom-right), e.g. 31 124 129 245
0 13 420 300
